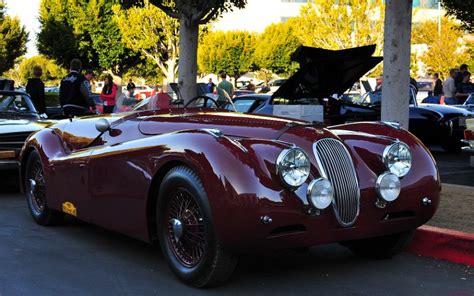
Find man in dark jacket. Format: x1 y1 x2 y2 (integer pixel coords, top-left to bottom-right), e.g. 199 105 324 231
433 73 443 97
59 59 95 117
26 66 46 114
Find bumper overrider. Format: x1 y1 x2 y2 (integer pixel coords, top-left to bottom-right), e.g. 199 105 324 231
216 138 440 251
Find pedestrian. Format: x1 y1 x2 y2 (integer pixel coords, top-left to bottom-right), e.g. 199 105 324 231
259 80 271 93
82 69 97 113
455 71 473 104
217 73 234 104
374 76 383 92
442 69 458 105
100 74 117 114
207 78 216 93
59 59 95 117
455 64 468 88
25 66 46 114
126 79 136 98
246 79 256 92
433 73 443 97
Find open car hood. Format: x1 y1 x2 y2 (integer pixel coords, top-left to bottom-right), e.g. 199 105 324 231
272 45 383 100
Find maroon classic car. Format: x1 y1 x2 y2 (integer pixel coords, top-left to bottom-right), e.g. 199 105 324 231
20 108 440 287
20 46 440 287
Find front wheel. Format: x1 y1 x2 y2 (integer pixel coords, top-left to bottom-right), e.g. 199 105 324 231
342 230 415 259
156 166 238 288
25 150 63 225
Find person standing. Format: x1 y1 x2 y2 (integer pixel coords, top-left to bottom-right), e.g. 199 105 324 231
374 76 383 92
456 71 473 104
59 59 94 117
433 73 443 97
82 69 97 113
126 79 136 98
100 74 117 114
455 64 468 88
443 69 458 105
207 78 216 93
246 79 256 92
25 66 46 114
217 73 234 104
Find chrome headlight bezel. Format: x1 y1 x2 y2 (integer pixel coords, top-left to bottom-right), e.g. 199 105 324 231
375 172 401 202
307 178 334 210
382 142 412 177
276 147 310 188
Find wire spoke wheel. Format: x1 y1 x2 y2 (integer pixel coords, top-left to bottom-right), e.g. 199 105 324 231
28 162 46 215
166 188 206 268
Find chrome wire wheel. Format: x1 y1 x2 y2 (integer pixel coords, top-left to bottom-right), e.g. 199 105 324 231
28 162 46 215
166 188 206 268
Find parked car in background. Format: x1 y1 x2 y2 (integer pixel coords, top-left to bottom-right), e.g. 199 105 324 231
133 85 154 100
463 118 474 155
453 93 474 112
0 90 55 170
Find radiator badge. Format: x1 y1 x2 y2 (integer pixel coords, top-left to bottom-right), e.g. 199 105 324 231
62 201 77 217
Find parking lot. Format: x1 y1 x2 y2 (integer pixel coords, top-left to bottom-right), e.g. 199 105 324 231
0 150 473 295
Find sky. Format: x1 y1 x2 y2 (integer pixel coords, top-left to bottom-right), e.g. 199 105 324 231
4 0 41 57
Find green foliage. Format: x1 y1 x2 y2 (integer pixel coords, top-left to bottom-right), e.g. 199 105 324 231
412 16 471 78
442 0 473 33
198 30 256 80
292 1 384 52
19 56 67 85
0 3 28 75
253 21 301 75
38 0 139 75
113 3 179 82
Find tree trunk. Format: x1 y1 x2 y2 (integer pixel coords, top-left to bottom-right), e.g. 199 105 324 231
381 0 413 128
178 17 199 103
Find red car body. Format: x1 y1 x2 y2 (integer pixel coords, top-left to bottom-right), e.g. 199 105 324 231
21 109 439 247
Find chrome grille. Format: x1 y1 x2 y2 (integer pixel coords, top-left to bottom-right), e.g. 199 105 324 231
0 132 32 149
313 138 360 227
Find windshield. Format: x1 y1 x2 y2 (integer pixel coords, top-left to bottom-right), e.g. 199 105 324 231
465 94 474 105
0 93 37 113
356 87 417 106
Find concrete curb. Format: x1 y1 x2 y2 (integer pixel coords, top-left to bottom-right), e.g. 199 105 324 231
407 225 474 266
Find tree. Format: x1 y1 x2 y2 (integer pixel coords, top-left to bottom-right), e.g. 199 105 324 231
412 16 471 78
148 0 247 102
113 3 179 83
0 3 28 75
253 21 301 76
198 31 256 81
291 1 384 53
442 0 473 33
19 56 67 85
38 0 139 76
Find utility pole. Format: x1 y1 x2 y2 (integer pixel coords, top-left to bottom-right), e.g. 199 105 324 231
381 0 413 128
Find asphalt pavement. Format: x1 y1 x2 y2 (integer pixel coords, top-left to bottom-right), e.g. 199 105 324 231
431 147 474 187
0 188 473 296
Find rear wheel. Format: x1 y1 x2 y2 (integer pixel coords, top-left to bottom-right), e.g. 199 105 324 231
25 150 63 226
342 230 415 259
157 166 238 288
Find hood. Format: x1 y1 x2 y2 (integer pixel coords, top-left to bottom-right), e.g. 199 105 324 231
418 104 473 118
0 119 55 134
272 45 382 101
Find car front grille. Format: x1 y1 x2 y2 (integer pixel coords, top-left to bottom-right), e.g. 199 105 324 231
0 132 32 150
313 138 360 227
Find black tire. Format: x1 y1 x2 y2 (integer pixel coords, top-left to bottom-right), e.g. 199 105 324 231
25 150 63 226
156 166 238 288
342 230 415 259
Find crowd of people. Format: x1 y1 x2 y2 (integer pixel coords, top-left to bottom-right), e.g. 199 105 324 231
425 63 473 105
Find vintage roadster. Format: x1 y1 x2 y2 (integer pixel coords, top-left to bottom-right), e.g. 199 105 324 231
21 107 440 287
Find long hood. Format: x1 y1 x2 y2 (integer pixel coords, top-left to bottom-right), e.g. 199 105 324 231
417 103 472 118
138 110 311 139
272 45 383 100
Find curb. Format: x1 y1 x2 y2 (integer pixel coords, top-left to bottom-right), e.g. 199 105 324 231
407 225 474 266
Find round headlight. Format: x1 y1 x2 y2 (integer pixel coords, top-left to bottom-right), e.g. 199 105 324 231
276 148 310 188
383 142 412 177
307 178 333 209
375 172 401 202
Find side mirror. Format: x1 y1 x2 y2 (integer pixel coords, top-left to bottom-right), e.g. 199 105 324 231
95 118 110 133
